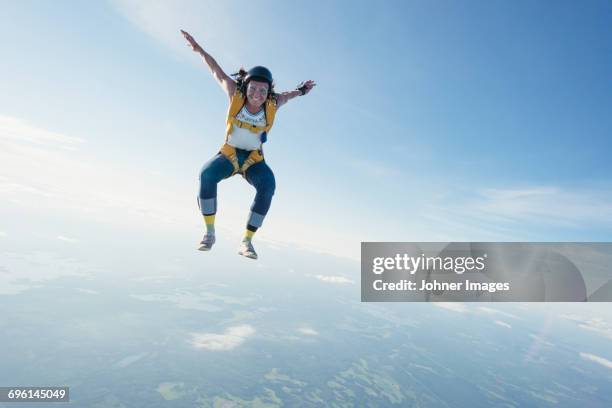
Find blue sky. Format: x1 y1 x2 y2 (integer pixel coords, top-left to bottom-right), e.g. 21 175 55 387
1 0 612 260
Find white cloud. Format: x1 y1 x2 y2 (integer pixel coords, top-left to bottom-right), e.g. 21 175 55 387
57 235 78 243
417 185 612 243
0 231 6 237
561 315 612 341
579 352 612 369
110 0 242 66
0 115 83 148
190 325 255 351
131 275 173 282
478 306 520 320
432 302 467 313
131 292 222 312
309 274 354 285
469 186 612 228
578 319 612 340
0 251 94 295
113 352 149 369
528 334 554 347
76 288 99 295
298 327 319 336
494 320 512 329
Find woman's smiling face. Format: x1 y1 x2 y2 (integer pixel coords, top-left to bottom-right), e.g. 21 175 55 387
246 80 269 107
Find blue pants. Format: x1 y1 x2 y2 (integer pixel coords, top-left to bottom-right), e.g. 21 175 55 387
198 149 276 229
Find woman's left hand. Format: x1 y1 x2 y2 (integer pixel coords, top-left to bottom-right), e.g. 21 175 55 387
297 80 316 95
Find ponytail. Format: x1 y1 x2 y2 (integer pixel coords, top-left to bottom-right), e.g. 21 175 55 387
231 68 248 93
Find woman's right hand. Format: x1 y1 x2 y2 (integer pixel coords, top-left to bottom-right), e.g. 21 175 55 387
180 29 202 53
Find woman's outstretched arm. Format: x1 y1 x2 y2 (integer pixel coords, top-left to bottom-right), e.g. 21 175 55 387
276 80 316 108
180 30 236 99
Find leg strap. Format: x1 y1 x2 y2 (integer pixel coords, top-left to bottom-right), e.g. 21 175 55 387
219 144 264 177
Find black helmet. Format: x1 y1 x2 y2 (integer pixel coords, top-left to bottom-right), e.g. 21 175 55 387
244 66 273 86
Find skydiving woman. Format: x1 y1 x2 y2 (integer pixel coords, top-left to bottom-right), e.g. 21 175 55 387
181 30 316 260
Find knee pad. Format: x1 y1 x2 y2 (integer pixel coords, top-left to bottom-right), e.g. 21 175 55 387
198 197 217 215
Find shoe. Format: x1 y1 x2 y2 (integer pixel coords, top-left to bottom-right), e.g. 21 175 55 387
238 240 258 259
198 232 216 251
